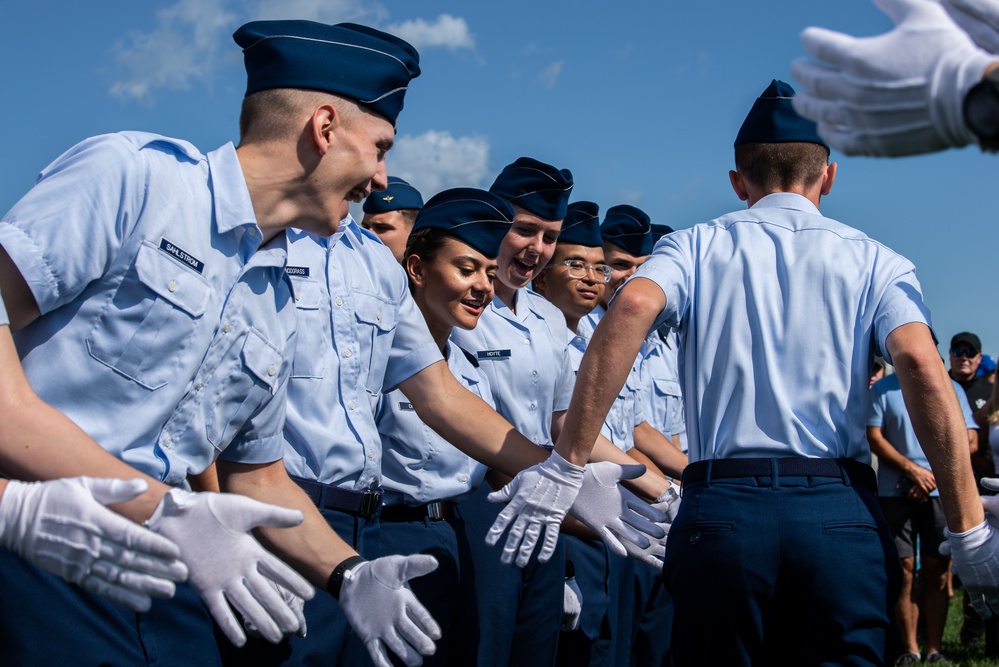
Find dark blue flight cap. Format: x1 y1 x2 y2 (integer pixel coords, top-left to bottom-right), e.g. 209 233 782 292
557 202 602 248
650 223 675 243
233 20 421 126
734 79 828 149
363 177 424 214
411 188 515 259
601 204 653 256
489 157 574 221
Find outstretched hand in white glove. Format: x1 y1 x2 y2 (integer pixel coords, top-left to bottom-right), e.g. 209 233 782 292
939 476 999 617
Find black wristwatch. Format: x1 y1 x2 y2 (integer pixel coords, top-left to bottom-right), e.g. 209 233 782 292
326 555 367 599
963 66 999 153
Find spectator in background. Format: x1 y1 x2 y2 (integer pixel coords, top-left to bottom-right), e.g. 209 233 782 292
979 354 997 384
868 370 977 665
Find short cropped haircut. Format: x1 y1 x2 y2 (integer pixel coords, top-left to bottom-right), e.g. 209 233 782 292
238 88 357 144
734 142 830 193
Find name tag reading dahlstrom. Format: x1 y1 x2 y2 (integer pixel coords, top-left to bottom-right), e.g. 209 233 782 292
159 238 205 274
286 266 310 278
477 349 512 360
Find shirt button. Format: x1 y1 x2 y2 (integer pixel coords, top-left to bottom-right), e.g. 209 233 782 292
267 365 276 377
532 370 539 378
523 339 530 345
167 279 177 293
162 435 172 449
335 297 344 307
344 349 352 358
529 403 536 410
248 227 257 236
348 400 356 411
223 323 231 334
376 310 382 321
368 451 375 461
195 381 203 391
459 474 468 483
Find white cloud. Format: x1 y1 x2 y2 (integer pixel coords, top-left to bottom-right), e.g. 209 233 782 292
387 130 491 198
537 60 564 89
386 14 474 52
108 0 467 103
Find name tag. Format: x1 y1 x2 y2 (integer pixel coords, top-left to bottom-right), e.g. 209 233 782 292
477 349 511 360
399 401 415 411
286 266 310 277
159 238 205 274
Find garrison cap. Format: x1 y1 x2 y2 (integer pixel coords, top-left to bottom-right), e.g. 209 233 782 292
411 188 515 259
557 202 602 248
601 204 653 256
233 20 421 125
363 177 424 214
489 157 574 221
735 79 827 149
650 223 675 243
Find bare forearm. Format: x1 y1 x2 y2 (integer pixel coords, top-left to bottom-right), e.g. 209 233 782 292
889 323 984 532
866 427 916 475
633 422 688 478
217 460 356 588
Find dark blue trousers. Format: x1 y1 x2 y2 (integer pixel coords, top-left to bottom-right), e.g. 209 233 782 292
629 563 673 666
556 535 613 666
219 508 380 667
665 460 901 667
0 548 220 666
447 483 564 667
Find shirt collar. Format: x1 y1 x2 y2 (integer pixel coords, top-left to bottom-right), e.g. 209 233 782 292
749 192 821 216
206 142 260 235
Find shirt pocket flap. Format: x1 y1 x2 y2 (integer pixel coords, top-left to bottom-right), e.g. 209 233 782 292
291 278 323 310
653 377 682 397
135 243 211 317
354 293 397 332
241 329 283 393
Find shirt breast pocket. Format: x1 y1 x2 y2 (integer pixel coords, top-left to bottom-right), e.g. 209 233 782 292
206 327 284 450
290 277 328 379
86 241 211 390
353 291 398 394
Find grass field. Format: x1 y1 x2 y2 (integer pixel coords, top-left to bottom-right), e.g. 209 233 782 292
935 595 999 666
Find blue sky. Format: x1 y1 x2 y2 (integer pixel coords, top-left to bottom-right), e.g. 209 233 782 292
1 0 995 358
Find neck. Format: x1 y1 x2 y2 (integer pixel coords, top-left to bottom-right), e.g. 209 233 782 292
564 315 580 333
236 142 307 244
494 281 518 312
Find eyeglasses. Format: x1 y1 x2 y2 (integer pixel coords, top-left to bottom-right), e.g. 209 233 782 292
546 260 612 283
952 347 979 358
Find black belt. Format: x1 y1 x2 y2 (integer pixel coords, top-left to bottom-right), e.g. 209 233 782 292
291 476 382 518
681 457 876 491
380 501 455 523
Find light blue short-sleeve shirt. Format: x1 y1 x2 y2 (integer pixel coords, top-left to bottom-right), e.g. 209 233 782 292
631 193 932 463
0 132 297 485
282 218 443 489
377 338 491 506
451 288 575 446
868 374 976 497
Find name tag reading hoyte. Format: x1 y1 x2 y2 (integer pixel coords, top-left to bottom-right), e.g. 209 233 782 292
159 238 205 274
399 402 415 411
477 349 512 360
286 266 310 277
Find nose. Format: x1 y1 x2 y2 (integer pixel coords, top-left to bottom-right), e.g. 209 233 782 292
370 161 389 193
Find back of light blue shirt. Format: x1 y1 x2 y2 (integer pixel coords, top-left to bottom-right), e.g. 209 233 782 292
633 192 932 463
868 373 976 497
0 132 296 485
282 218 443 489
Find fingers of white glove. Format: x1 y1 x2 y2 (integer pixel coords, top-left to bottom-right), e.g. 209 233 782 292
390 554 440 586
514 521 543 568
939 539 953 557
496 513 528 563
616 464 647 483
982 494 999 516
487 480 517 505
800 26 866 69
597 527 629 559
226 579 287 644
611 519 654 550
256 553 315 601
534 522 561 565
969 588 994 618
394 602 440 657
405 592 443 643
90 559 178 599
78 476 148 504
624 497 668 528
485 502 518 548
214 494 305 533
381 628 425 667
365 640 396 667
93 515 186 565
981 477 999 492
204 590 247 647
80 573 154 612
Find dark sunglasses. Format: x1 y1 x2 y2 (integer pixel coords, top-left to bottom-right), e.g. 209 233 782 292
951 347 978 358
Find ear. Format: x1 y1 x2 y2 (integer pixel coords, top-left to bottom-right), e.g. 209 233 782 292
532 267 548 296
820 161 837 197
406 253 426 288
729 170 749 202
310 104 338 157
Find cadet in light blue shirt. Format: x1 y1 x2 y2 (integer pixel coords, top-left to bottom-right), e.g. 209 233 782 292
0 20 434 667
555 79 987 666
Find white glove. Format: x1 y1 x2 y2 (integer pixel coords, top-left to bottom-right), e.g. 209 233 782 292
339 554 442 667
939 477 999 617
561 576 582 632
0 477 188 612
943 0 999 53
653 481 683 526
245 582 307 639
791 0 999 155
487 451 585 567
567 462 668 568
146 489 314 646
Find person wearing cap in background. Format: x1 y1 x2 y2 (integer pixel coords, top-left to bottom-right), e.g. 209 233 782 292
867 367 978 665
553 78 999 665
362 176 425 262
450 159 672 666
0 18 443 666
790 0 999 157
980 355 997 384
